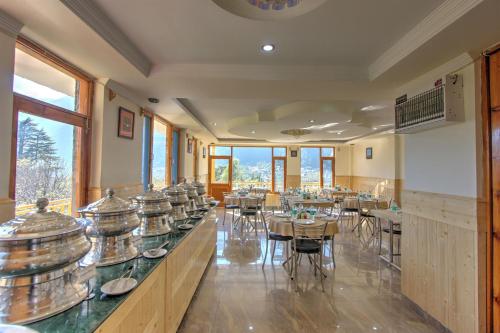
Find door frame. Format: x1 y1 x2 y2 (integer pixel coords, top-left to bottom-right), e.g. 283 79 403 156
320 156 335 189
272 156 287 193
481 44 500 333
208 154 233 197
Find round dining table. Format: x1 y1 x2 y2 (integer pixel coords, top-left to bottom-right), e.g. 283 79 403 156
268 215 339 237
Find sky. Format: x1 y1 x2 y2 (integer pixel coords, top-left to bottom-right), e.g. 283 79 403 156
14 75 75 171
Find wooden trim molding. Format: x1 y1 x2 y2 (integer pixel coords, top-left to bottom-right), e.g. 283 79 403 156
0 198 15 222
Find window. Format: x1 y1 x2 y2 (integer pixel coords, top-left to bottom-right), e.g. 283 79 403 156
141 111 153 191
232 147 272 190
11 37 93 216
273 147 286 157
151 119 168 188
300 147 335 190
210 146 231 156
300 147 321 190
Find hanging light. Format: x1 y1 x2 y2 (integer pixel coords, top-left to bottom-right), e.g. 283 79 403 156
248 0 301 10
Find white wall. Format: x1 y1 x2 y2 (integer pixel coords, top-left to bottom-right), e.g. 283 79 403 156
351 135 396 179
91 83 144 189
403 63 477 197
0 31 15 199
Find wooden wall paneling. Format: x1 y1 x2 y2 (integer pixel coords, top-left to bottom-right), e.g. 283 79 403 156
96 263 166 333
165 215 217 332
401 190 478 333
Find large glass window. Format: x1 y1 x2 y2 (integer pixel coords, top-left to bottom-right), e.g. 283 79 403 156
300 147 321 190
232 147 272 190
152 120 167 188
210 146 231 156
11 38 92 216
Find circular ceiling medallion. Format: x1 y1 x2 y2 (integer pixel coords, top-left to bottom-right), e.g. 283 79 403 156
212 0 327 21
280 128 312 138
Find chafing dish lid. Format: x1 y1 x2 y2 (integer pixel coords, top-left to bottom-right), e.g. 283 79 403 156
165 184 187 195
79 188 136 215
133 184 168 201
0 198 81 240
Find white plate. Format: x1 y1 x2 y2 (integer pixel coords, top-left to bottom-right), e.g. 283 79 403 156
315 213 327 218
294 219 315 225
178 224 194 230
0 325 40 333
101 277 138 296
143 248 167 259
275 213 290 218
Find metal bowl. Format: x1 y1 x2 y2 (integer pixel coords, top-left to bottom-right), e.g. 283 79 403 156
192 180 206 195
0 198 91 278
163 185 189 205
130 184 172 216
79 188 140 237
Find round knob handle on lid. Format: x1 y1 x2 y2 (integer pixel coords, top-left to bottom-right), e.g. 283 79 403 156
147 184 154 191
105 188 115 198
36 198 49 213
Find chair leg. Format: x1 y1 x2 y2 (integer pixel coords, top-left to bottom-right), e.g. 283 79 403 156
262 238 268 269
319 250 325 292
331 237 336 268
271 240 277 262
223 207 227 225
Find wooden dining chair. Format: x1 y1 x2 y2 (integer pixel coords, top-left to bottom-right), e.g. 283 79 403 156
260 212 293 269
222 192 239 226
290 221 328 292
352 199 378 235
239 197 261 234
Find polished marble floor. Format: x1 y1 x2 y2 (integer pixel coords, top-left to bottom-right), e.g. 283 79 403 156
178 209 441 333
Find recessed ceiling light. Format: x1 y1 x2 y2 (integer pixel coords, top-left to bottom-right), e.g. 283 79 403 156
373 127 378 130
261 44 275 52
361 105 385 111
309 119 315 123
212 122 217 126
251 130 256 134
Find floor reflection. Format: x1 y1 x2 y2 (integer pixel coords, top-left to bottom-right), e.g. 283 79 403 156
178 209 441 333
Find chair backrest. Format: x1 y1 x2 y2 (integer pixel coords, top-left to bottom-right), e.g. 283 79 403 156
239 196 261 210
223 194 236 205
291 221 328 241
357 199 378 213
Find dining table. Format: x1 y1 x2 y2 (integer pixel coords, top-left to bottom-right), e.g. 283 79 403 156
371 209 402 270
268 214 340 237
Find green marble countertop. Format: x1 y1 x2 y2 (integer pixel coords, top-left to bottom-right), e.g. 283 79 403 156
25 208 215 333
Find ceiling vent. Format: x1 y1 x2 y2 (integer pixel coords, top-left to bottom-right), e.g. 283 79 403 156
395 74 464 134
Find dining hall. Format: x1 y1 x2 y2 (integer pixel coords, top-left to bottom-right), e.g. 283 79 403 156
0 0 499 332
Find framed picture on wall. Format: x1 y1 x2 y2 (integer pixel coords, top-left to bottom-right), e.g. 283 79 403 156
202 146 206 158
366 147 373 159
118 107 135 139
187 139 193 153
290 149 298 157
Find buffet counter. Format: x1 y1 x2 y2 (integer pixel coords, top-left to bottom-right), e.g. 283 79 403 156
25 207 217 333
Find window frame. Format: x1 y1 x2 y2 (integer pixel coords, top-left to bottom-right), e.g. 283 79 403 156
9 37 94 212
300 146 336 190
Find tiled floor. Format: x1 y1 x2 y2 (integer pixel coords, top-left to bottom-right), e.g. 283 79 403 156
178 209 441 333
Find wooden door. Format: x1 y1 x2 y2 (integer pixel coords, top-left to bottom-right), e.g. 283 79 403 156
489 48 500 333
208 156 232 204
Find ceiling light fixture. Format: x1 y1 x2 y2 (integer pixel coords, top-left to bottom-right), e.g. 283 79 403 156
281 128 312 139
373 127 378 130
309 119 315 123
249 0 301 11
361 105 385 111
212 122 217 126
251 130 256 134
148 97 159 104
261 44 275 53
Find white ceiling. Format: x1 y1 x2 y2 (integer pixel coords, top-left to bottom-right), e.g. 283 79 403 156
1 0 500 143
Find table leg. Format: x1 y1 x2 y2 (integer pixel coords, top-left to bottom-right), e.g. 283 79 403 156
389 220 394 264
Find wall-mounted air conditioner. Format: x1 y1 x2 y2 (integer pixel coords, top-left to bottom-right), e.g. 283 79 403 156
395 74 464 134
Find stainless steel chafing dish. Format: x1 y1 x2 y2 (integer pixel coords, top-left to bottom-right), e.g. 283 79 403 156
192 180 206 195
79 188 140 266
182 183 199 213
163 185 189 221
191 181 208 207
0 198 95 324
130 184 172 237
